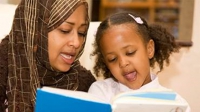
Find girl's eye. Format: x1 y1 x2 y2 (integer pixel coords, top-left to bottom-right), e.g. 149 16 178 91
126 51 136 56
108 57 116 62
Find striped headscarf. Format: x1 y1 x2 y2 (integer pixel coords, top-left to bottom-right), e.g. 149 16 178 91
6 0 90 111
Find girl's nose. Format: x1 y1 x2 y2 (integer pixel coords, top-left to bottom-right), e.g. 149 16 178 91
119 57 129 68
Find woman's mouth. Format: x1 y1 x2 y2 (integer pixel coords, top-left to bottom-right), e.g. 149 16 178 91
124 71 137 82
60 53 74 65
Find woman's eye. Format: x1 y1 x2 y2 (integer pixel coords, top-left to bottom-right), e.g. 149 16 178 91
78 32 86 37
127 52 133 55
60 30 70 34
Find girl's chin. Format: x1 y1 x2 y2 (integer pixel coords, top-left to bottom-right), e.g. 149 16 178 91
129 87 138 90
128 84 141 90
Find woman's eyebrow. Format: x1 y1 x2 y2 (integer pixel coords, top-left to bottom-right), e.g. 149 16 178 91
65 21 87 26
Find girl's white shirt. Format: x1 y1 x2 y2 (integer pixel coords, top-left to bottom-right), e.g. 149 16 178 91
88 74 190 112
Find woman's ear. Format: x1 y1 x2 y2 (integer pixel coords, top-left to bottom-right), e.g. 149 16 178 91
147 39 155 59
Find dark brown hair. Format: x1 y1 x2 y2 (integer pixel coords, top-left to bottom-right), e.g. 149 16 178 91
91 12 179 79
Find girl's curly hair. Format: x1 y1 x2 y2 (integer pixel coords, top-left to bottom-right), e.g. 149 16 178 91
91 12 180 79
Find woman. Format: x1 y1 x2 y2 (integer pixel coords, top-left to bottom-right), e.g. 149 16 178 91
0 0 96 111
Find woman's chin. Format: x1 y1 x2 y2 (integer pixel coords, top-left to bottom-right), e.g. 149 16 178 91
52 65 71 72
60 67 71 72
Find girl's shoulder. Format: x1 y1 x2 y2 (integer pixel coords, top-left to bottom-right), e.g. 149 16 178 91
91 78 118 88
89 78 130 94
88 78 122 94
88 78 120 102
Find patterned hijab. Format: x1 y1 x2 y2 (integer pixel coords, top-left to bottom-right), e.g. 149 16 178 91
7 0 89 111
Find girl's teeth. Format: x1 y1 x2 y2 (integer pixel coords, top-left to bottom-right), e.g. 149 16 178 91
61 54 72 59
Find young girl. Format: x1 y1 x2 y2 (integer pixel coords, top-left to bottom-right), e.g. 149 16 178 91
0 0 95 111
88 12 190 111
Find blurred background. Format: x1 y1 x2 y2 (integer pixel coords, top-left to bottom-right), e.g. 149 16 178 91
1 0 193 45
90 0 193 46
93 0 181 38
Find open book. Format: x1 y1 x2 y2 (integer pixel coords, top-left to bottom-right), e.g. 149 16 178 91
35 87 188 112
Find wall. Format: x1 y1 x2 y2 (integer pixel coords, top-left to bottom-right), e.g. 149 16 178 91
86 0 92 18
0 0 20 4
0 0 7 4
0 0 92 18
158 0 200 111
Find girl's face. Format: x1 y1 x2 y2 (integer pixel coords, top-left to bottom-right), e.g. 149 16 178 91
48 4 87 72
100 24 155 89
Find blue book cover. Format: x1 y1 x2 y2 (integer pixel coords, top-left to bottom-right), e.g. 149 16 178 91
35 87 111 112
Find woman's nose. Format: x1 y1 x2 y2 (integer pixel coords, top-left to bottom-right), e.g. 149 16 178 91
69 32 81 49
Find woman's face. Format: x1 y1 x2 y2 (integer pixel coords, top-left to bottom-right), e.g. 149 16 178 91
100 24 155 89
48 4 87 72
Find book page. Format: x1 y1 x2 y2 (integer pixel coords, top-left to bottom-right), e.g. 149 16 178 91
111 89 188 112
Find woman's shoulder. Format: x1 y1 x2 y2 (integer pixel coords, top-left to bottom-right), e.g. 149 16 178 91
0 36 9 76
75 63 96 91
